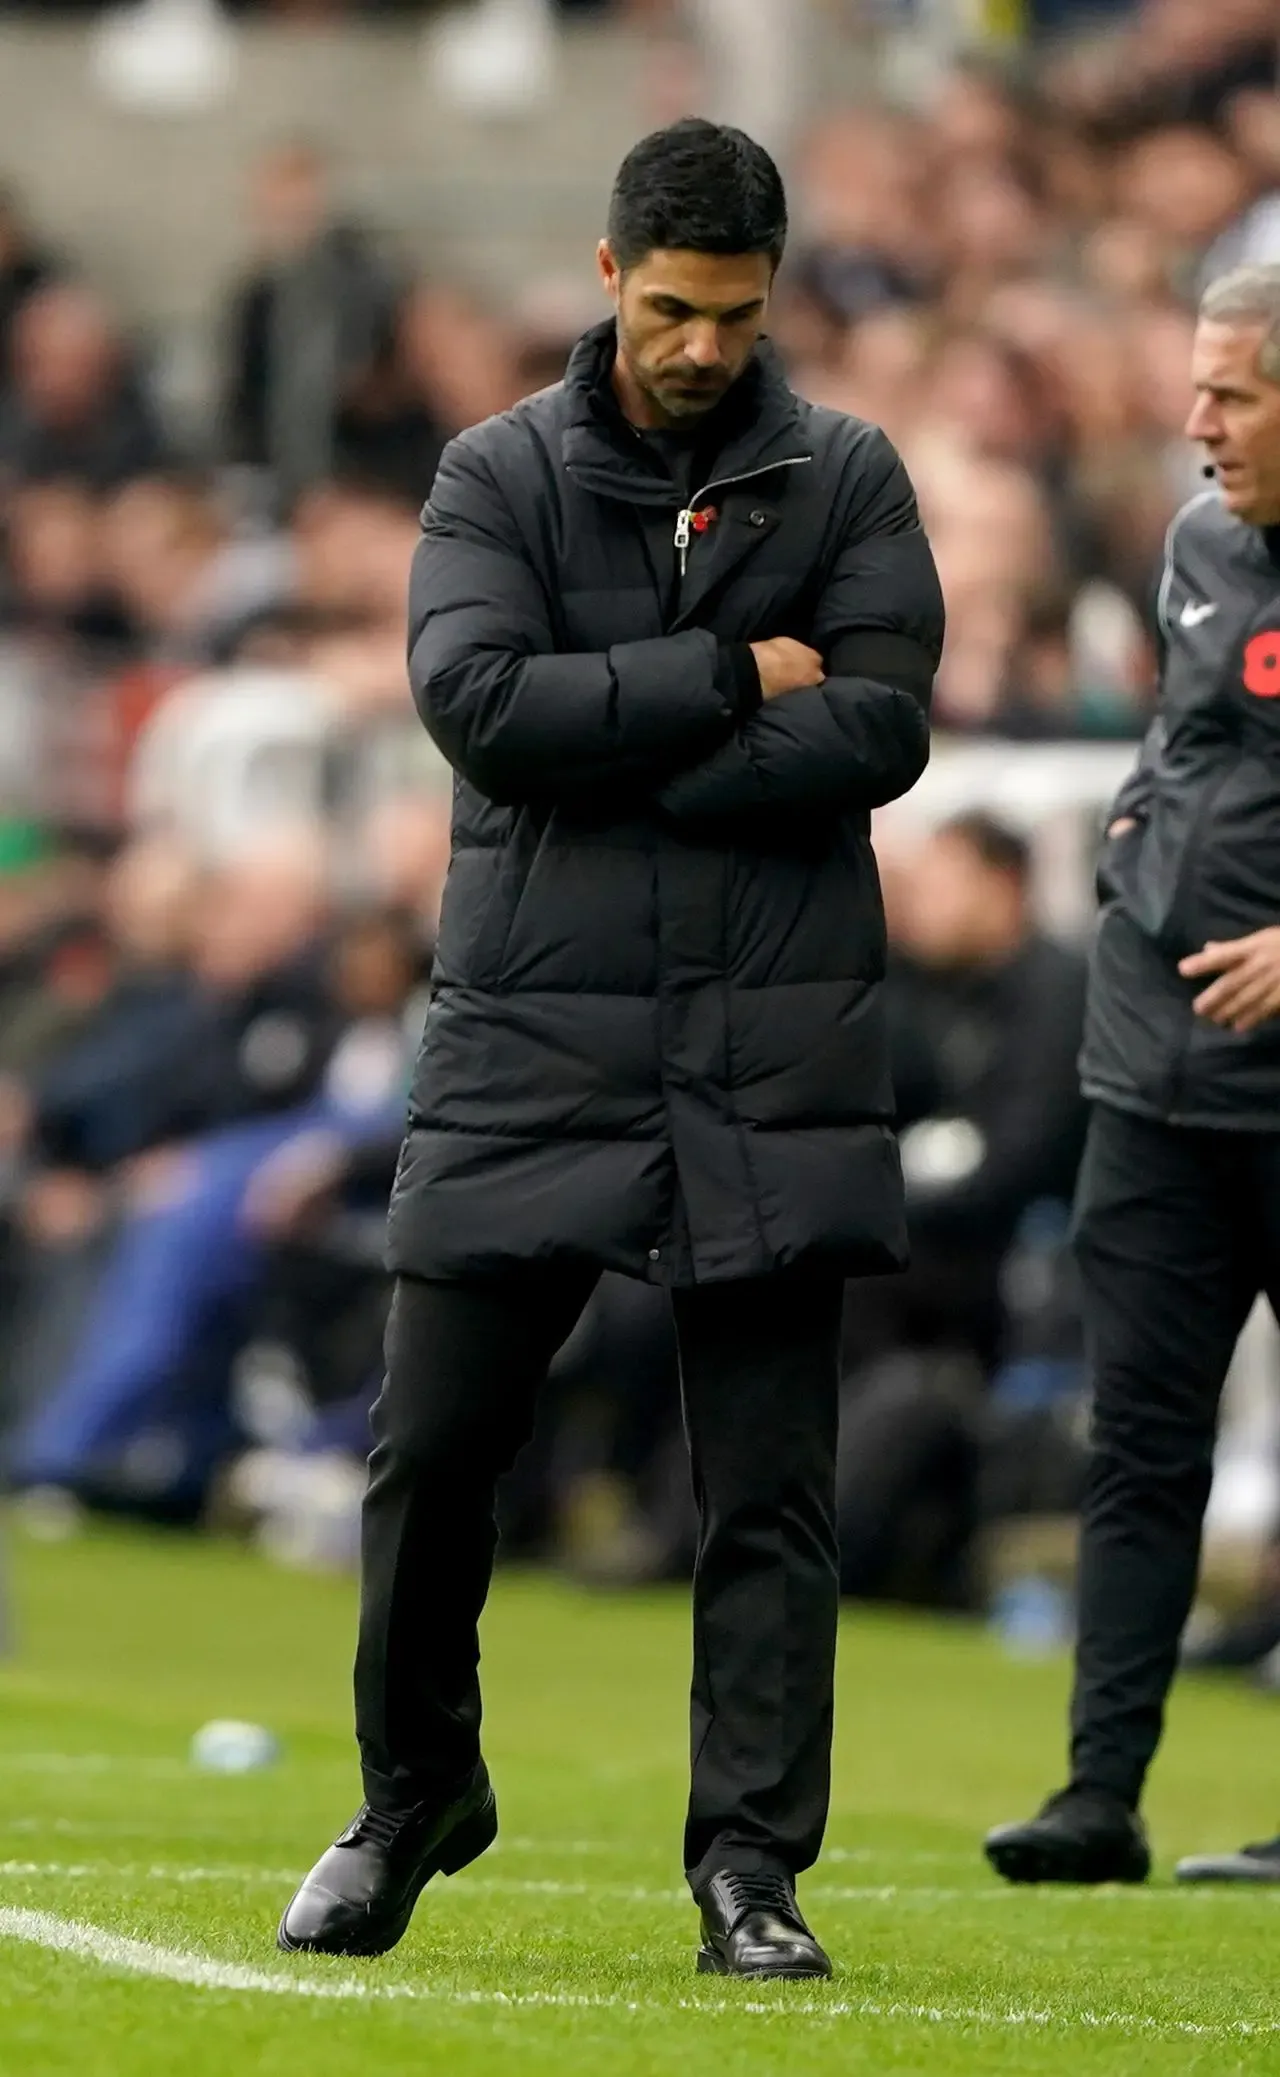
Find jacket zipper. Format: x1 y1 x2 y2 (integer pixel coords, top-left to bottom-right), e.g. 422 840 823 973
674 456 812 578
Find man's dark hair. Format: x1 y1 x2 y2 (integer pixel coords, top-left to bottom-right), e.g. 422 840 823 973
606 119 788 272
938 811 1031 886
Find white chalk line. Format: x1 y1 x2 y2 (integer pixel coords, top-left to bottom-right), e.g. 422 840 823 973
0 1904 1277 2039
3 1860 1280 1911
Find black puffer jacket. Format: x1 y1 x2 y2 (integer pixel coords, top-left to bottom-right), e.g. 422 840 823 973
1083 489 1280 1129
388 322 944 1286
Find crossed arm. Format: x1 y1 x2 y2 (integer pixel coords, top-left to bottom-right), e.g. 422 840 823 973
409 428 944 825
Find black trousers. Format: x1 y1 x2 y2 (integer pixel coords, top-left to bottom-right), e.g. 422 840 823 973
355 1265 844 1886
1070 1102 1280 1807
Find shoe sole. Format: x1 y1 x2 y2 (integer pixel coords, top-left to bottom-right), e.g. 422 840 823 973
1176 1857 1280 1884
277 1791 499 1957
696 1945 832 1981
984 1834 1149 1886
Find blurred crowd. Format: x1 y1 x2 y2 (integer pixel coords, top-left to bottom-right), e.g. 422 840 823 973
780 0 1280 736
0 0 1274 1599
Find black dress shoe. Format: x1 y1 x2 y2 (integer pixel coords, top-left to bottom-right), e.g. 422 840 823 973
694 1868 832 1980
277 1768 497 1956
1177 1834 1280 1882
985 1786 1150 1886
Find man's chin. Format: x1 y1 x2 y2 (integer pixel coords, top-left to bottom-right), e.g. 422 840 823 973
658 385 727 421
1222 481 1276 525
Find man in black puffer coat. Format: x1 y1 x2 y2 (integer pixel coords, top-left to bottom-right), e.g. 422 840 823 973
280 119 943 1979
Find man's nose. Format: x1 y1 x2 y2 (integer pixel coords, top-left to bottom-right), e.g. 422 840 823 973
683 325 723 368
1185 396 1218 444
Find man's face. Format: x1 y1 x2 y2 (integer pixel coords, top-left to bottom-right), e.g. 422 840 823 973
1186 318 1280 524
14 289 116 424
253 150 326 258
897 833 1024 970
598 242 773 426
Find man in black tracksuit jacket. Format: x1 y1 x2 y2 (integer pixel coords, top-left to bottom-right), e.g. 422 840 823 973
987 262 1280 1888
279 122 944 1975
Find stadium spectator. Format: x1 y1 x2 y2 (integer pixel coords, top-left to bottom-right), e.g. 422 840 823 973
786 111 934 334
844 812 1087 1384
1042 0 1279 140
0 182 58 380
100 473 295 665
1 480 128 646
995 583 1154 738
24 830 331 1177
393 284 521 453
219 141 402 506
291 480 419 634
0 284 168 492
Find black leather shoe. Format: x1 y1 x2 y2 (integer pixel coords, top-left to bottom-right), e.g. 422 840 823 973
694 1868 832 1980
1177 1834 1280 1882
277 1768 497 1956
985 1786 1150 1885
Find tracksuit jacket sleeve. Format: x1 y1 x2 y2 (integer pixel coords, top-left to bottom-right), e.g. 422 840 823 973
408 436 744 804
652 434 943 828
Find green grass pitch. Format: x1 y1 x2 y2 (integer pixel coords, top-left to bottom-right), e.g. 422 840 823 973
2 1522 1280 2074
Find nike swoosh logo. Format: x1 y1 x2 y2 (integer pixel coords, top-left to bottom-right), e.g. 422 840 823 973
1180 600 1218 627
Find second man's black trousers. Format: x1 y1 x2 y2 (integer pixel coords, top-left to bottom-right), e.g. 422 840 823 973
354 1265 844 1888
1070 1102 1280 1807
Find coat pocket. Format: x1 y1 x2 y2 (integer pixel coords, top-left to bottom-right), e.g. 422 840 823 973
1095 817 1143 906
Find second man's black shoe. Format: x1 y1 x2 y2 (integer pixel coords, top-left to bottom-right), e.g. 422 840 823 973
1177 1834 1280 1883
985 1786 1150 1885
693 1867 832 1980
277 1766 498 1956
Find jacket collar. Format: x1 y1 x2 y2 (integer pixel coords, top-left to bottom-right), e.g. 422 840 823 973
560 317 809 508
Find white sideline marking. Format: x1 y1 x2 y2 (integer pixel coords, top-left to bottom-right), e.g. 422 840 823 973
1 1904 1279 2037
